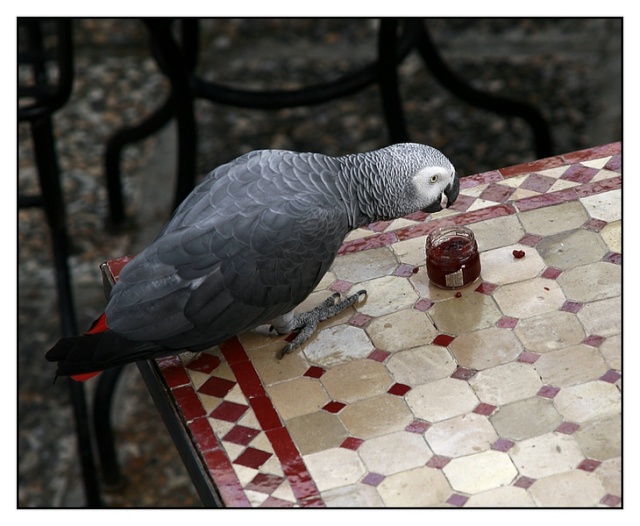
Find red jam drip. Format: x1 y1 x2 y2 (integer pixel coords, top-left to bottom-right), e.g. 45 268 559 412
426 234 481 289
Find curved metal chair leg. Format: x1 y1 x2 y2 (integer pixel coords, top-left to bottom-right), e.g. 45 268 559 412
414 21 553 158
93 366 128 490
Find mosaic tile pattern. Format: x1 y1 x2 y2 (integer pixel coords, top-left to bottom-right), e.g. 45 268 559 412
109 142 622 507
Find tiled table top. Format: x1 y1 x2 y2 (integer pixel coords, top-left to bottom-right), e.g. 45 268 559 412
133 142 622 508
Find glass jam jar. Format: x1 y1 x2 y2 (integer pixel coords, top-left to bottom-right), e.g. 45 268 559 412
426 226 481 289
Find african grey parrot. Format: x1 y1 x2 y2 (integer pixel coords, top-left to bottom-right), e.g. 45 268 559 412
46 143 459 378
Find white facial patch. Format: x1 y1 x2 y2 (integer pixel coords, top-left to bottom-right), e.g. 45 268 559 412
412 166 450 202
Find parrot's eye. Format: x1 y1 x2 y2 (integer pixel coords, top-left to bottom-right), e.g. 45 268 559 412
429 174 439 184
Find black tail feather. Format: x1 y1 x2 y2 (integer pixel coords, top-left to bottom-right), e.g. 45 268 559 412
45 330 164 377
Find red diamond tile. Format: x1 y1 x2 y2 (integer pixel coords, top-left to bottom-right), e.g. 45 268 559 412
209 400 249 422
578 458 602 472
185 353 222 374
541 267 563 279
555 421 580 435
303 366 326 379
603 154 621 173
414 298 434 311
518 233 542 247
583 218 608 232
600 369 621 383
518 351 540 364
449 194 475 212
603 252 621 265
198 376 236 398
473 403 496 416
446 493 468 507
560 300 583 313
368 220 392 232
246 472 285 494
433 334 455 347
222 425 261 446
329 280 353 293
340 437 364 450
497 316 519 329
349 313 372 327
475 282 499 295
480 183 515 203
395 264 419 277
368 348 390 362
426 455 451 469
362 472 385 486
491 438 515 452
323 401 346 413
600 494 622 507
537 385 561 399
233 447 272 469
388 383 411 396
406 419 431 433
561 164 598 183
513 476 536 489
451 366 476 380
583 334 605 347
405 210 429 222
520 173 557 193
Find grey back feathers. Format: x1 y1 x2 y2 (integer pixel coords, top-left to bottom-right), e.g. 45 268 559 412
105 143 457 351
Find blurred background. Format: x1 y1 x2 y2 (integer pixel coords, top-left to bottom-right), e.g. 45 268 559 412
18 18 621 507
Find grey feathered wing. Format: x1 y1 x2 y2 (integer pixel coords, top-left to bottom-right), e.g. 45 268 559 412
105 150 349 352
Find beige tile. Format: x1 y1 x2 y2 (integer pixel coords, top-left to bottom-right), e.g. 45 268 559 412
386 345 457 386
366 309 438 352
322 483 385 507
303 324 375 367
442 450 518 494
287 410 348 455
351 275 419 317
469 214 526 252
428 292 502 334
320 359 392 403
536 229 609 270
493 277 566 319
339 394 413 439
266 377 329 420
358 431 433 475
331 246 398 283
595 457 622 497
344 227 377 242
580 189 621 223
577 296 621 337
449 327 522 370
600 220 621 253
390 236 427 267
376 466 451 507
518 201 589 236
303 447 366 492
514 311 585 354
599 334 621 370
479 244 546 284
425 413 498 457
557 261 621 303
409 267 479 301
534 345 608 387
509 432 584 478
528 470 606 507
573 416 621 461
249 342 311 386
490 397 562 441
405 378 479 422
469 362 542 406
464 486 536 507
554 381 621 423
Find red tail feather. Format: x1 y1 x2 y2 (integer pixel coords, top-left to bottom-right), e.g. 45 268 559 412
70 313 109 381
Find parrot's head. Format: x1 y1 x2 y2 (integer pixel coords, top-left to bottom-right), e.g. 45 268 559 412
363 143 459 220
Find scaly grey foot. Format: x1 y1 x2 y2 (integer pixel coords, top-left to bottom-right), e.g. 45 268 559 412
275 290 367 359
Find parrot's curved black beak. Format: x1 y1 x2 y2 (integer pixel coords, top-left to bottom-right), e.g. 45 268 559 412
444 171 460 208
421 172 460 214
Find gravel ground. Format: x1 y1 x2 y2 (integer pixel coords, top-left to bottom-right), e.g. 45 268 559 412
17 18 621 508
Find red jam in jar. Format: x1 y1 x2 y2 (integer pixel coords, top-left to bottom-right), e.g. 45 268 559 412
426 226 481 289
